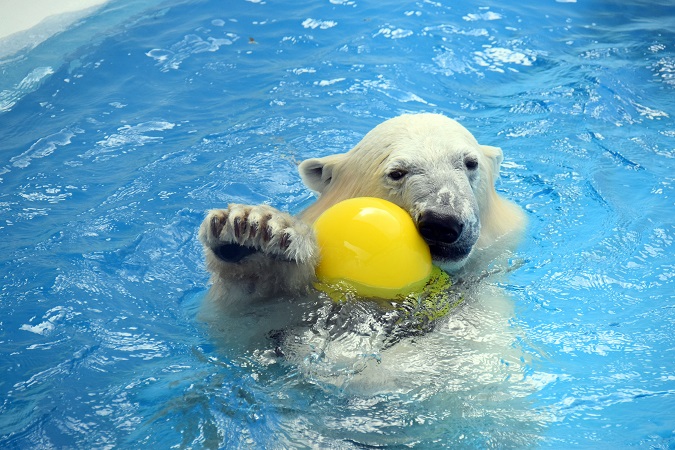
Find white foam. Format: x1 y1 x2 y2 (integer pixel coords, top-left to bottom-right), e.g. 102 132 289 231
302 19 338 30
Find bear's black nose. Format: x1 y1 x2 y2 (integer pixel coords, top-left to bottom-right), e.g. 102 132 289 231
418 210 464 244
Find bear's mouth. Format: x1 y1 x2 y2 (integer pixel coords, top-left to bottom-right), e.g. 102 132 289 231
425 240 473 262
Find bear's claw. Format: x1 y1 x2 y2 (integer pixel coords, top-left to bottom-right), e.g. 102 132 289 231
210 214 225 240
199 204 317 265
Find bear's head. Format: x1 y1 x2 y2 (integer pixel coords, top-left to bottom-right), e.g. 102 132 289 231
299 113 524 273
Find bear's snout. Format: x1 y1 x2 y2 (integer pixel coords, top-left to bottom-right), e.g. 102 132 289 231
416 208 480 264
417 210 464 245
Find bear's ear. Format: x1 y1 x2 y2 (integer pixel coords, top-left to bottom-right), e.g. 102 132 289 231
481 145 504 177
299 154 344 194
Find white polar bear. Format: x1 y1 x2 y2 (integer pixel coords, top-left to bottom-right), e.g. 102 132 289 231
196 114 536 433
198 113 526 300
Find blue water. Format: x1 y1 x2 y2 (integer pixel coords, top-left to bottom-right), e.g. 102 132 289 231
1 0 674 448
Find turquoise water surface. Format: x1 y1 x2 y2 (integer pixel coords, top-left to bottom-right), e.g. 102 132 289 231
1 0 674 448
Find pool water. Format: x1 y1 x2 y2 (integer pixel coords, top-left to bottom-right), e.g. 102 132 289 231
1 0 674 448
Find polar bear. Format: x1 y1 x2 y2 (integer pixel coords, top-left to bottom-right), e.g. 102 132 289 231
196 114 535 434
198 113 526 300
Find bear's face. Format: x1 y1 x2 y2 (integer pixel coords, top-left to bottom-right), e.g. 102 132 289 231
299 114 505 272
380 141 485 269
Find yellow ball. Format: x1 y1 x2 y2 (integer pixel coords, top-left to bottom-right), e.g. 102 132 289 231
313 197 432 299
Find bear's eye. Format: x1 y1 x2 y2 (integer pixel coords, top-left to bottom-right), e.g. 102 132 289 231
387 169 408 181
464 158 479 171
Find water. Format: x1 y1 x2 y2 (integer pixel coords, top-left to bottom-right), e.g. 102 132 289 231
1 0 673 448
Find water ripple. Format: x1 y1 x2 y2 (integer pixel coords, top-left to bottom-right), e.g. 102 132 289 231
0 67 54 113
146 33 238 72
9 128 78 169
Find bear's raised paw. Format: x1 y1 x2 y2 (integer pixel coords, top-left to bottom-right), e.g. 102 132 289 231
199 204 317 265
